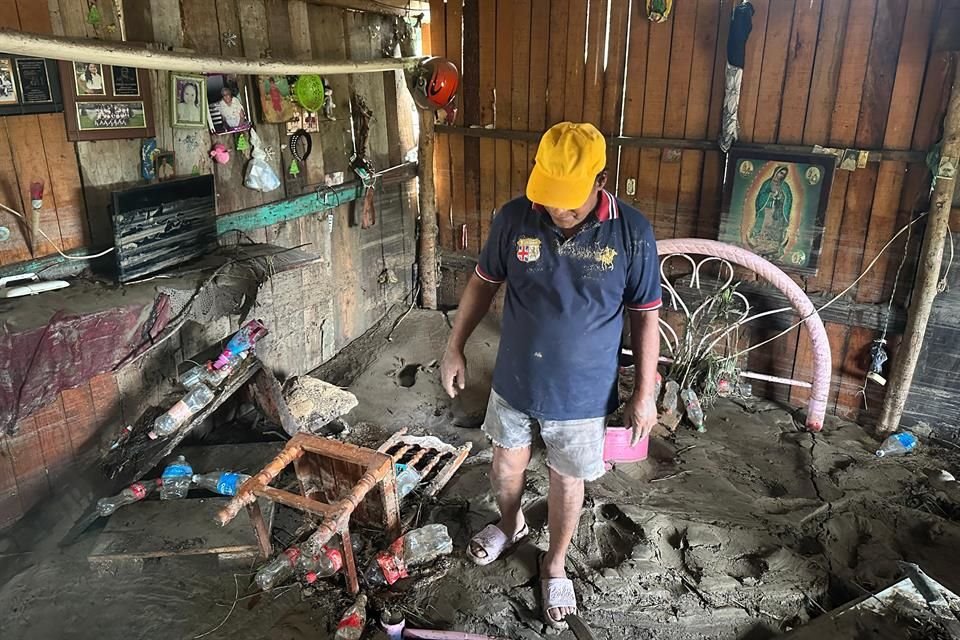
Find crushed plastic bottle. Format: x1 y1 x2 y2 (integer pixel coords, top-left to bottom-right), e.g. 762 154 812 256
680 388 706 433
178 364 207 389
159 455 193 500
364 523 454 586
334 594 367 640
876 432 918 458
255 543 343 590
149 385 215 439
191 472 251 496
96 478 162 516
661 380 679 416
212 320 268 370
395 464 422 500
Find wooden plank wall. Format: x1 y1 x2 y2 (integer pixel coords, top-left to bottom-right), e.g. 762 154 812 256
0 0 419 528
430 0 953 422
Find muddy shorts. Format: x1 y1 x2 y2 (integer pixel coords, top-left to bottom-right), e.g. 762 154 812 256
482 389 606 481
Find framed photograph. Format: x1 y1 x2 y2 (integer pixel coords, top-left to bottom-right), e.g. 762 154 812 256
206 73 250 134
73 61 106 96
171 73 206 128
111 66 140 96
285 109 320 135
0 56 62 115
718 150 835 275
257 74 298 123
0 58 17 105
155 151 176 181
76 101 146 131
59 61 153 141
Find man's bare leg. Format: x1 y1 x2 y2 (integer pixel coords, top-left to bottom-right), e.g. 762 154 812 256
541 467 584 621
470 445 531 558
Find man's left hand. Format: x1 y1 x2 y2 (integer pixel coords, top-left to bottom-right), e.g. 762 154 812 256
624 393 657 446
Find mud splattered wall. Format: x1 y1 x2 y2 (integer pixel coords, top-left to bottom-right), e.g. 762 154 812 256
0 0 424 528
428 0 959 425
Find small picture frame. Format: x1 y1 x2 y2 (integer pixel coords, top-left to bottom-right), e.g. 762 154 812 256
59 60 153 141
171 73 207 128
73 61 106 96
206 73 250 134
76 101 146 131
257 74 299 123
155 151 176 181
111 66 140 97
0 58 18 105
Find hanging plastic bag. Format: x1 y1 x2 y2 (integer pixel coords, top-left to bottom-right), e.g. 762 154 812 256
244 128 281 192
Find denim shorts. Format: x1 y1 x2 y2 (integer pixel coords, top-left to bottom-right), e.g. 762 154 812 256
482 389 607 481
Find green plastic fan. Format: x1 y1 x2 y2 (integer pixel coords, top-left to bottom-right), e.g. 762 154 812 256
294 75 325 111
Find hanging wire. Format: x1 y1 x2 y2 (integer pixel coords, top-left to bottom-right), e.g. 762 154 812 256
0 201 115 261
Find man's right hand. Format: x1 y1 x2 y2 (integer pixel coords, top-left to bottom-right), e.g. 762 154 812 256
441 348 467 398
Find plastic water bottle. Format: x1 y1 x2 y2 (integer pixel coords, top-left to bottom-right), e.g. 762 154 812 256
255 543 343 589
395 464 422 499
96 478 162 516
159 455 193 500
876 432 918 458
661 380 679 416
191 472 251 496
364 523 454 586
334 594 367 640
178 364 207 389
212 320 268 370
680 388 706 433
149 385 215 439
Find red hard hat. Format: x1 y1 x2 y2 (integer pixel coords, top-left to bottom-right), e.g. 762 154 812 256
412 57 459 110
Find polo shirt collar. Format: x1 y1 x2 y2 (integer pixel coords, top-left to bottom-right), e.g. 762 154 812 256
532 190 619 223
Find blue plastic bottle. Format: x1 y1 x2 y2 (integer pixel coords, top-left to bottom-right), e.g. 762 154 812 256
875 432 918 458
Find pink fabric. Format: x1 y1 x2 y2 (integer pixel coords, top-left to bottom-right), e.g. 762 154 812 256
656 239 831 432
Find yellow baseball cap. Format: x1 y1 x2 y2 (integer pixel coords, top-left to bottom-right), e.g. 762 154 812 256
526 122 606 210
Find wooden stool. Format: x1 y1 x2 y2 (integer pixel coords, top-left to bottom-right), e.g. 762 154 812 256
217 433 400 594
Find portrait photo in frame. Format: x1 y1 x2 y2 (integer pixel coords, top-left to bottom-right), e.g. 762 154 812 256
717 150 835 275
170 73 207 128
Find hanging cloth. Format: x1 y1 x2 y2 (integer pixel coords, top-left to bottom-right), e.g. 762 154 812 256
646 0 674 23
719 2 754 153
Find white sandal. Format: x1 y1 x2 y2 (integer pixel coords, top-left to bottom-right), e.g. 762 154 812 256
539 552 577 630
466 522 529 566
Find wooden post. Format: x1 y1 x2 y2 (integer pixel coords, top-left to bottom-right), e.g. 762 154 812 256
418 109 440 309
878 54 960 434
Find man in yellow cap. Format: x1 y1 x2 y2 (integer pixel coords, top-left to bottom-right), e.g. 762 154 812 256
441 122 661 629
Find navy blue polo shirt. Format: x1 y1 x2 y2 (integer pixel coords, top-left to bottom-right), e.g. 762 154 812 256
477 190 662 420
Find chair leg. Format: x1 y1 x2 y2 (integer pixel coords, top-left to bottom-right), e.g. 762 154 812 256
247 501 272 559
340 526 360 595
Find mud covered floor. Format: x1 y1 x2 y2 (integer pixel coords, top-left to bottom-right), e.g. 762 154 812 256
3 310 960 639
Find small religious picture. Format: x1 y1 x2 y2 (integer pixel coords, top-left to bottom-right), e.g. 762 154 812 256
257 75 298 123
15 58 53 103
171 73 206 128
155 150 176 181
74 62 105 96
206 73 250 134
718 150 835 275
0 58 17 105
76 101 146 131
111 66 140 96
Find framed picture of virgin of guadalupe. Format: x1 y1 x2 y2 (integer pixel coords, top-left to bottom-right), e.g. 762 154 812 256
718 150 835 275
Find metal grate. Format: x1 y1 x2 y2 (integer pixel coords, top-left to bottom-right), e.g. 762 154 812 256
110 175 216 283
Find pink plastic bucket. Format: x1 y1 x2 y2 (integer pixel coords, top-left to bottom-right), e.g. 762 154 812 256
603 427 649 470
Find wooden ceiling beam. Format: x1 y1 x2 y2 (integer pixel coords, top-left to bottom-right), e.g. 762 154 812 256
0 28 419 75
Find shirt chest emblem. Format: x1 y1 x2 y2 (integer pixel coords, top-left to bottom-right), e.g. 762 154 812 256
516 237 541 263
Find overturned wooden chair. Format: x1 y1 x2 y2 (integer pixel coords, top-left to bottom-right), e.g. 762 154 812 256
216 433 400 594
